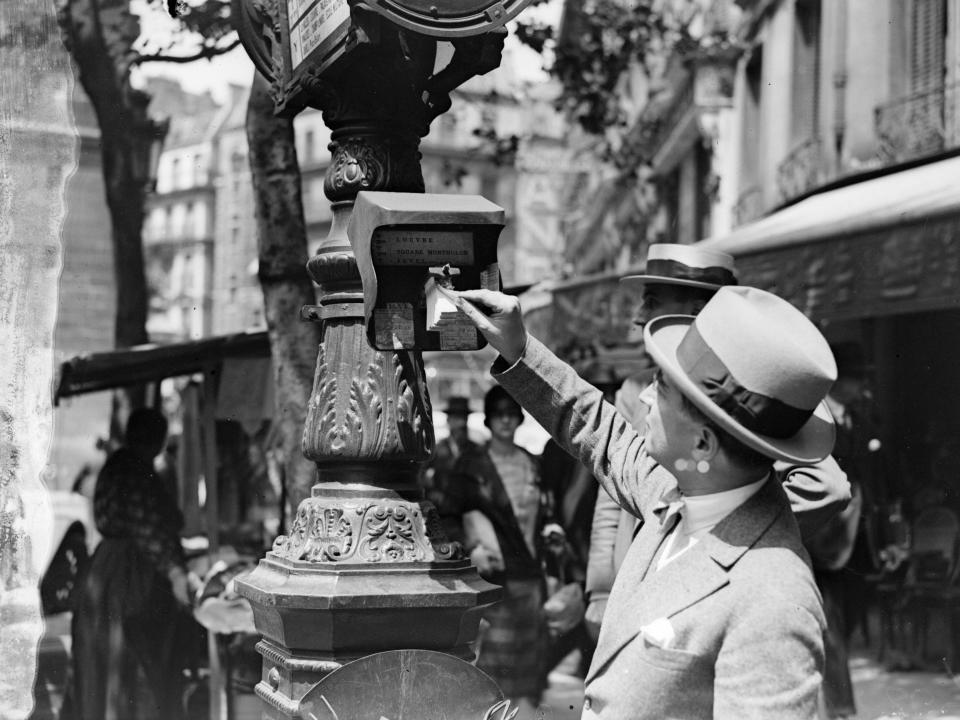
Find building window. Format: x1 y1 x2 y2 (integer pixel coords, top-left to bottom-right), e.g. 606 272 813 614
791 0 821 146
194 153 204 186
231 150 245 173
694 141 712 242
171 204 186 238
734 46 765 225
170 157 180 190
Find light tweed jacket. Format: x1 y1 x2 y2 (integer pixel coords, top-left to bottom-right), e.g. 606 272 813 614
493 337 826 720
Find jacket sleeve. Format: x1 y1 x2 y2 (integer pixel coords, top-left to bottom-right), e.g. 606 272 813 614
492 335 668 522
585 489 620 601
778 455 851 541
714 598 824 719
583 378 652 599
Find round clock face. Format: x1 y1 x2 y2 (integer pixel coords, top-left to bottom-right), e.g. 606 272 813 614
298 649 503 719
365 0 533 36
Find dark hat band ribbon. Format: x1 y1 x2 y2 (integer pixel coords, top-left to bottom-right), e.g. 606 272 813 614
645 258 737 287
676 325 813 439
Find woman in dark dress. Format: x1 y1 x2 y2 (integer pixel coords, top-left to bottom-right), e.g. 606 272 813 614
71 409 192 720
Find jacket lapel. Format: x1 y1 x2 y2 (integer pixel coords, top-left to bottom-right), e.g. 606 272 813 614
585 508 679 682
586 476 788 684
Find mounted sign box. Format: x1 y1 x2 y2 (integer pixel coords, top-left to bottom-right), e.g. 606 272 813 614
350 191 503 351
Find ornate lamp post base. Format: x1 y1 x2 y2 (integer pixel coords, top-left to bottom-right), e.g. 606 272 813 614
239 556 497 718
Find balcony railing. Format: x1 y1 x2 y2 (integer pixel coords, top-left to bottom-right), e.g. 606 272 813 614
776 137 824 205
875 82 960 164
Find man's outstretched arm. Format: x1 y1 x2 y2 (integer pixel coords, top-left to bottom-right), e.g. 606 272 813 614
452 288 670 520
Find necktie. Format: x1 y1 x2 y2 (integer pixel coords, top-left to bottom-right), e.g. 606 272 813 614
656 488 686 531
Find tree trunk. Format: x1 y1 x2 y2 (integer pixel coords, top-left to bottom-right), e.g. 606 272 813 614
58 0 150 352
58 0 152 440
246 71 321 515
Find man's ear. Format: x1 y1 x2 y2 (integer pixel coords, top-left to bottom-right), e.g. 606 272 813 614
693 423 721 461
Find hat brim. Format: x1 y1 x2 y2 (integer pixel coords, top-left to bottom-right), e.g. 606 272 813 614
644 315 836 464
620 274 726 292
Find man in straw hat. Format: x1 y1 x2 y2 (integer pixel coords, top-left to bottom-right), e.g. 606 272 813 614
453 284 837 718
586 244 848 640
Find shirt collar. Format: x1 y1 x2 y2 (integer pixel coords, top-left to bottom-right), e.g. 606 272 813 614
680 476 769 538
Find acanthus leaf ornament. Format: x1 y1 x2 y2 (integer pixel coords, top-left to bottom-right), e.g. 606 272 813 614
271 498 440 563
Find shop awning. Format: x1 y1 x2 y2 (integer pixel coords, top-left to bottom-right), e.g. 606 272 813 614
55 330 270 402
696 154 960 321
700 154 960 256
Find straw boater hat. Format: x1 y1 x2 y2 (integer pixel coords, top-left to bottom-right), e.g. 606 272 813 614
643 286 837 464
621 243 738 291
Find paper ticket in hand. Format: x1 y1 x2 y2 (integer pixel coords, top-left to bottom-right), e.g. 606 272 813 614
639 617 676 649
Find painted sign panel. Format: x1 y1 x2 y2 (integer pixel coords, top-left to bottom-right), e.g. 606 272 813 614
371 229 475 266
288 0 350 69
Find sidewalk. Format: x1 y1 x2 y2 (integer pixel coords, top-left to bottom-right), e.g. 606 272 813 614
537 648 960 720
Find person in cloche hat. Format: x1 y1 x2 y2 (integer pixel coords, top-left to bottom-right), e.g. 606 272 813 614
452 283 838 719
586 244 848 642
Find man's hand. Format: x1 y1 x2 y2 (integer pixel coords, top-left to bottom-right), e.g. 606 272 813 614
451 289 528 364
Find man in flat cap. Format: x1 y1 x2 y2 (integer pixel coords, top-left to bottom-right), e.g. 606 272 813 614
455 284 838 718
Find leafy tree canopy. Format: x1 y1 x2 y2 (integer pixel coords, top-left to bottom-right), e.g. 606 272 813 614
516 0 738 166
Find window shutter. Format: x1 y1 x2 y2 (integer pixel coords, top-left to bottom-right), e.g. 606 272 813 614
791 0 821 145
740 49 763 187
911 0 946 92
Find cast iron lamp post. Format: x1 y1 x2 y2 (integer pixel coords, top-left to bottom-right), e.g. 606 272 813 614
230 0 532 715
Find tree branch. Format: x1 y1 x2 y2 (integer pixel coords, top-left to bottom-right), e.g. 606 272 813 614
135 35 240 64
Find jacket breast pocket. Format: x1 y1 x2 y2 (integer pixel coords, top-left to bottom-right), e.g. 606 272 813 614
633 641 702 673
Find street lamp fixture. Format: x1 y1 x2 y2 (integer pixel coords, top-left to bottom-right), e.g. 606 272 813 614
134 116 170 193
128 88 170 192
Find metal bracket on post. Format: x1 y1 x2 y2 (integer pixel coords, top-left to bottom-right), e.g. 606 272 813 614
300 304 366 323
